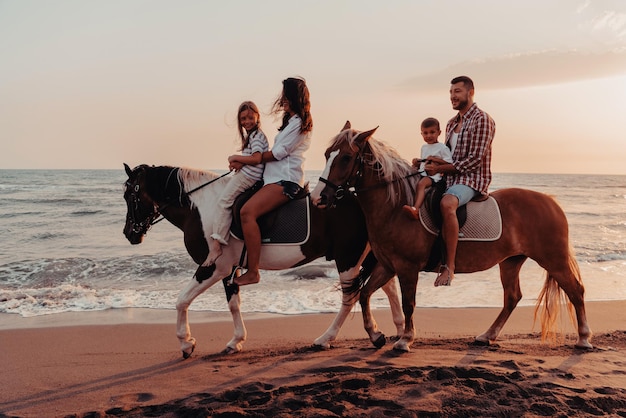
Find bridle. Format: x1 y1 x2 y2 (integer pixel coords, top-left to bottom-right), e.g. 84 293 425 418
317 152 365 203
124 174 165 236
318 146 422 205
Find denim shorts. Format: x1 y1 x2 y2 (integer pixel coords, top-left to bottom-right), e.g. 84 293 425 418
276 180 303 200
444 184 479 206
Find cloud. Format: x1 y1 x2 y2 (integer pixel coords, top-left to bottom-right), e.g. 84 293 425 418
576 0 591 14
398 49 626 93
576 0 626 40
591 11 626 38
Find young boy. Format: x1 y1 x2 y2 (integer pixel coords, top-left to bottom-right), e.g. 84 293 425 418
402 117 453 220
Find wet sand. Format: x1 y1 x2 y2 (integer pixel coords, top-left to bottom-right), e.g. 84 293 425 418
1 301 625 417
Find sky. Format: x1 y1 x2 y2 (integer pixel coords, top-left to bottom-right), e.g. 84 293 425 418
1 0 626 174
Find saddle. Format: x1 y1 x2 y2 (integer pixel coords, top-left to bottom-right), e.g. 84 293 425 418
423 180 467 229
229 182 311 245
421 181 502 271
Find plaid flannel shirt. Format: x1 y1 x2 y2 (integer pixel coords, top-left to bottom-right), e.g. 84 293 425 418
445 103 496 195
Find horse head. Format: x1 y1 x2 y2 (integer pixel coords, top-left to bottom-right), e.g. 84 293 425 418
123 163 160 244
313 121 378 209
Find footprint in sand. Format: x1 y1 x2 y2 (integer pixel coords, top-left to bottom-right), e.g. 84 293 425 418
109 392 155 405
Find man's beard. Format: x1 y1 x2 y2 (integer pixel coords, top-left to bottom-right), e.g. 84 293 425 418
453 98 469 110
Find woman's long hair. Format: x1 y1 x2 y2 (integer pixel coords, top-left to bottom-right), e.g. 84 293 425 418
271 77 313 133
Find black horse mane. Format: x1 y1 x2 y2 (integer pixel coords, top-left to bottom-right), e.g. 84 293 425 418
143 165 190 207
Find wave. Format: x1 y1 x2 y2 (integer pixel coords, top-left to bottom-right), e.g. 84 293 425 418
574 243 626 261
31 232 70 240
0 284 178 317
0 254 197 288
0 258 97 288
70 210 105 216
567 211 606 218
0 284 347 318
596 252 626 262
599 224 626 235
2 258 626 317
0 211 45 218
30 198 85 205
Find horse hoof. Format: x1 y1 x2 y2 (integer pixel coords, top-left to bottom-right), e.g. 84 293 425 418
311 343 329 351
313 336 332 349
373 334 387 349
471 339 490 347
182 344 195 360
392 340 411 352
221 346 239 355
575 342 593 350
312 342 331 350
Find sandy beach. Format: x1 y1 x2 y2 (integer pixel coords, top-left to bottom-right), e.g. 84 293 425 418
1 301 625 417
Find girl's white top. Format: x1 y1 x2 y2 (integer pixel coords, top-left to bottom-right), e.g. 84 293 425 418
420 142 453 183
263 114 311 186
240 129 269 181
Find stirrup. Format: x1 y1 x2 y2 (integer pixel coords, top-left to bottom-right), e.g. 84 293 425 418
229 244 247 285
229 266 244 284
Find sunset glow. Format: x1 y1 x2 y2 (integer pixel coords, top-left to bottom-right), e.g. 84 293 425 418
1 0 625 174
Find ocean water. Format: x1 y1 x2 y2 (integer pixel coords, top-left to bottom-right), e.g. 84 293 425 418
0 169 625 318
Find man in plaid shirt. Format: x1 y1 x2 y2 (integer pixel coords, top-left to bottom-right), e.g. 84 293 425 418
424 76 496 287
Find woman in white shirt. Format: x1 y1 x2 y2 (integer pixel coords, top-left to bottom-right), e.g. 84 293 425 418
233 77 313 286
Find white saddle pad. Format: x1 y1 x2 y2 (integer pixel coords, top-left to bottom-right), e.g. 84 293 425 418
419 196 502 241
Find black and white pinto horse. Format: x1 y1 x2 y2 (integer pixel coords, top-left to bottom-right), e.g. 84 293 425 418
123 164 403 358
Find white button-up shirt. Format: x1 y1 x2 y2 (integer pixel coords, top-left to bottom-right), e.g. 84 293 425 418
263 114 311 185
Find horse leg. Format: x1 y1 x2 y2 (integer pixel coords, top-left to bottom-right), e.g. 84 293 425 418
223 274 247 354
476 255 526 345
359 264 396 348
175 267 226 359
557 278 592 349
392 270 418 352
538 254 593 349
381 277 404 339
313 267 362 349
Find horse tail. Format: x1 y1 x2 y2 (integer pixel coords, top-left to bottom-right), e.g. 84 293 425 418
341 272 366 306
341 252 378 304
533 250 579 344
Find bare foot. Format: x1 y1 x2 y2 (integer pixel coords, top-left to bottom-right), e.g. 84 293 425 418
204 239 223 266
402 205 419 220
234 270 260 286
434 266 453 286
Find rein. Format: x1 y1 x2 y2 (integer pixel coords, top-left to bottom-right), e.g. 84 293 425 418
186 170 232 195
149 169 232 226
354 170 422 195
319 157 429 202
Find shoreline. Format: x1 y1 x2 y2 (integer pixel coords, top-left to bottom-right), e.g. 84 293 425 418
1 300 624 333
1 302 624 417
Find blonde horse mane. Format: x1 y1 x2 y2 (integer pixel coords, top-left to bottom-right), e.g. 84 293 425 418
177 168 230 208
328 129 417 206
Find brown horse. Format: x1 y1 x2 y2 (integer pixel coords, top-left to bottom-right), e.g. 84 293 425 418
123 163 403 358
313 122 592 351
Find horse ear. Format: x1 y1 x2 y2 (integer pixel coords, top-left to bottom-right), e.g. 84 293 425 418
353 126 378 145
124 163 133 177
341 120 351 131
